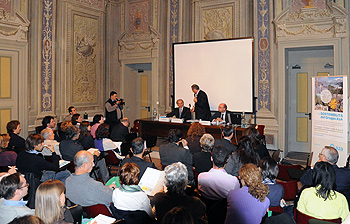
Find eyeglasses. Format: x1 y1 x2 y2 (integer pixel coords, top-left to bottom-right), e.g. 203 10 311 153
319 153 325 157
19 183 29 189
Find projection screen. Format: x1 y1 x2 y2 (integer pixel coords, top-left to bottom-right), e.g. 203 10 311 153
173 38 254 113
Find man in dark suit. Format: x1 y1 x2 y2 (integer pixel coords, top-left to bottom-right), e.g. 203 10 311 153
190 84 211 120
121 138 157 179
214 125 237 155
159 129 193 180
166 99 191 120
210 103 232 124
110 117 130 142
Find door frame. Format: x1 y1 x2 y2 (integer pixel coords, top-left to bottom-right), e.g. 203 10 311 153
277 38 341 155
0 39 28 135
120 57 159 120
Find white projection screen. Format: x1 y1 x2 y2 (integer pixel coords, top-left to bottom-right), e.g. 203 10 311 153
173 38 254 113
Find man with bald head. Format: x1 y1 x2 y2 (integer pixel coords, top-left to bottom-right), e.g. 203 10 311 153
166 99 191 121
210 103 232 124
300 146 350 201
65 151 114 207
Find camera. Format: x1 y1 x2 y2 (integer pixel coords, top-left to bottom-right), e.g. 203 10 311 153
119 99 125 106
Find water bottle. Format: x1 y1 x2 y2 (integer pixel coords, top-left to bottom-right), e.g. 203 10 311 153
84 111 88 120
241 112 246 128
153 108 157 121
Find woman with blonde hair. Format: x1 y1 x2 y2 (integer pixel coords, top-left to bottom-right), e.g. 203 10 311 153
225 164 270 224
35 180 73 224
186 122 206 154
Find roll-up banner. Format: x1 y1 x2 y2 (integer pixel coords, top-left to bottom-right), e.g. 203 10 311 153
311 76 348 167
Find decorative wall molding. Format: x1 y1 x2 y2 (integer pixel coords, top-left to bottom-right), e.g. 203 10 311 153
192 0 241 41
273 2 347 43
0 8 29 42
70 0 105 9
41 0 54 112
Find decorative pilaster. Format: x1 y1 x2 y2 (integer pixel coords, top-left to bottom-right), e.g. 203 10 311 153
169 0 179 107
41 0 53 112
257 0 271 110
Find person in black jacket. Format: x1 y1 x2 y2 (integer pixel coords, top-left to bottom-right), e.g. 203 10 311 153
190 84 211 121
166 99 191 121
110 118 130 142
105 91 123 132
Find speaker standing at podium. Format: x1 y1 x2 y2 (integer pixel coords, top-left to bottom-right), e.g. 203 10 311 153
190 84 211 121
166 99 191 121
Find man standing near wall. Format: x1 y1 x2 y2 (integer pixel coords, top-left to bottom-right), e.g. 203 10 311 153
105 91 123 132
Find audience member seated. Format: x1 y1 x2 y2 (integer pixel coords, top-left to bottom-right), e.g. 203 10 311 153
152 162 206 224
64 106 77 122
0 133 17 166
0 173 34 223
161 207 194 224
94 124 124 160
91 114 104 138
159 129 193 181
186 122 206 155
16 134 71 184
35 180 74 224
7 120 25 154
225 136 260 176
78 121 95 150
66 151 114 207
121 138 157 179
60 125 109 183
71 114 83 127
110 117 130 142
225 164 270 224
245 126 270 159
112 163 153 217
42 116 61 142
166 99 191 121
300 146 350 201
58 120 72 141
198 145 240 201
193 134 214 173
259 157 284 207
297 161 348 221
214 125 237 155
40 129 61 157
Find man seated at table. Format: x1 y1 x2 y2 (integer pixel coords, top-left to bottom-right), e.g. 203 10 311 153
65 150 114 207
214 125 237 155
166 99 191 121
121 138 157 179
159 129 193 181
210 103 231 124
0 173 34 223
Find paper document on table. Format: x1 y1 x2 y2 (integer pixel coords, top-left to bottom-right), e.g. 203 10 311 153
84 214 116 224
87 148 99 155
139 167 165 196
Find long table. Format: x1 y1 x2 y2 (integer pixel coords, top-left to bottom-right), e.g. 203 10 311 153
135 118 249 145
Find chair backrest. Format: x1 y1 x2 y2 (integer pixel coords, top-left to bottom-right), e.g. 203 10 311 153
272 149 281 163
276 180 298 201
104 151 120 166
22 172 41 209
68 204 83 224
295 209 342 224
83 204 112 218
130 120 140 133
143 135 157 149
110 203 154 224
307 152 313 169
277 164 303 181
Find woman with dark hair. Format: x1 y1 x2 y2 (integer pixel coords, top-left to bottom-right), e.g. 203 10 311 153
78 121 94 150
244 126 270 159
297 161 348 220
112 163 152 218
259 157 284 207
225 164 270 224
35 180 73 224
224 136 260 176
152 162 205 224
91 114 104 138
6 120 25 154
71 114 82 126
185 122 206 155
0 134 17 166
16 134 70 184
94 124 124 159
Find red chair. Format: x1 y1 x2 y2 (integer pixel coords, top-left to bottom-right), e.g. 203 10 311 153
277 164 303 181
83 204 112 218
130 120 139 133
269 206 283 214
294 209 341 224
277 164 303 201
